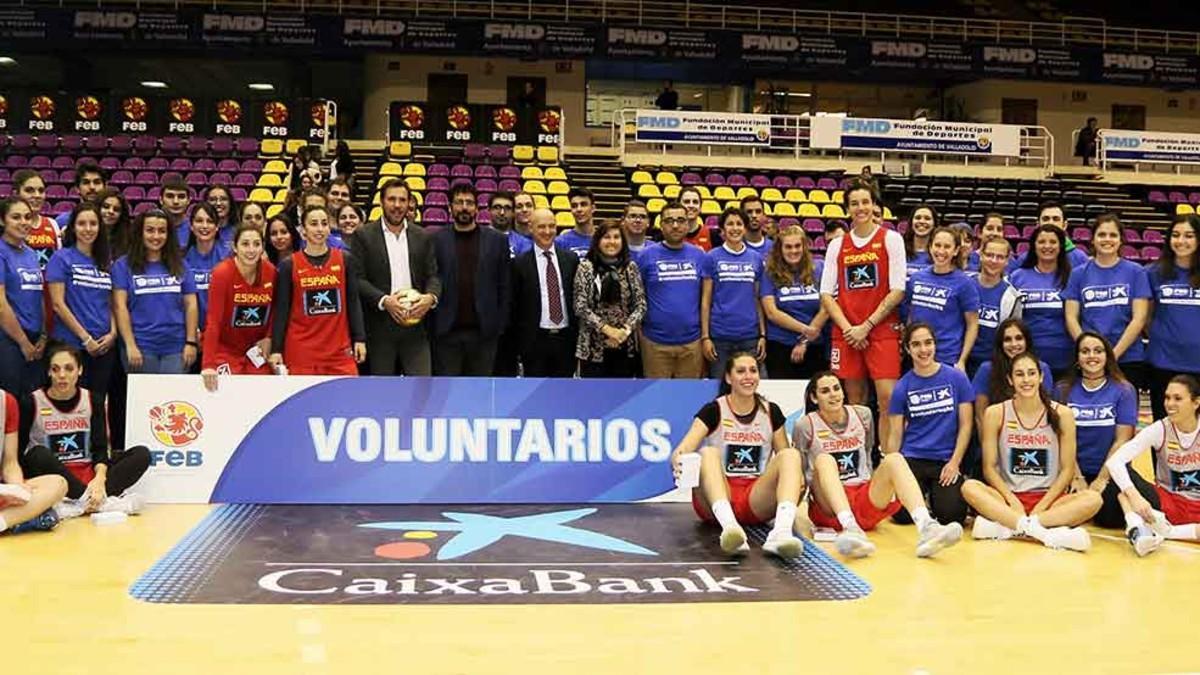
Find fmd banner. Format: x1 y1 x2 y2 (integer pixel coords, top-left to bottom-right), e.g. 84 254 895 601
1098 129 1200 164
634 109 772 146
809 116 1023 157
128 376 807 504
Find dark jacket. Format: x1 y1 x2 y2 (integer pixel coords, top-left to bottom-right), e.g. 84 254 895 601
349 219 441 337
510 244 578 348
431 225 511 338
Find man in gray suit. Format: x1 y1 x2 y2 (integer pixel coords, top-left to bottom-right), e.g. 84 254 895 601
350 179 442 375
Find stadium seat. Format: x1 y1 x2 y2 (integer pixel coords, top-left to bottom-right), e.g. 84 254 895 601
713 187 736 201
1143 230 1165 244
389 141 412 159
556 211 575 228
681 172 702 185
369 206 382 221
257 174 284 188
463 144 487 163
260 139 284 156
785 189 807 203
736 187 758 201
474 165 497 179
476 179 497 193
822 204 847 219
249 188 274 203
798 203 822 217
1148 190 1168 203
524 180 547 195
405 176 426 191
273 188 289 203
488 145 511 163
773 203 797 217
286 139 307 155
727 174 748 187
544 167 567 181
632 170 653 185
638 184 663 199
750 175 771 189
655 171 679 185
809 189 832 204
883 207 894 219
761 188 784 203
1177 203 1195 215
451 164 473 178
513 145 535 163
701 201 721 215
663 185 681 199
265 204 284 218
550 195 571 210
723 201 741 211
533 195 550 209
521 166 544 180
646 198 666 214
548 181 569 195
537 146 559 164
379 162 403 176
404 164 427 177
693 186 712 199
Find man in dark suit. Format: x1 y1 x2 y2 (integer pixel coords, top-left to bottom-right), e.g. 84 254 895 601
431 184 511 376
511 208 579 377
349 179 441 376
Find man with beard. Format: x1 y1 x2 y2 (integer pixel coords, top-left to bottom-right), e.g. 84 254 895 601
740 195 772 253
639 200 707 378
431 184 510 376
56 162 106 230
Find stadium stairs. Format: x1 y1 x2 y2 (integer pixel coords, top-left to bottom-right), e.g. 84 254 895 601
563 151 632 221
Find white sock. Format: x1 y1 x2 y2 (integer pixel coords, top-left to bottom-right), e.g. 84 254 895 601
1017 515 1051 542
910 507 935 531
772 501 797 536
710 500 739 532
0 515 7 533
836 510 859 531
1167 523 1199 541
1124 511 1145 531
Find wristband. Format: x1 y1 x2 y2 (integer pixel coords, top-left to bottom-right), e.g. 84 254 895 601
701 336 711 342
757 334 766 340
185 340 199 348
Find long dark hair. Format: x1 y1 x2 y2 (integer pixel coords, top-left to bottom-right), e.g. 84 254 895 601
902 321 937 355
203 183 239 228
265 214 298 265
716 351 767 414
1168 374 1200 420
1160 214 1200 289
989 318 1037 403
586 219 630 267
97 188 133 257
1008 351 1062 436
186 202 222 251
585 219 632 306
1019 223 1069 288
1060 331 1128 397
904 203 939 260
804 370 842 412
0 197 32 238
63 202 111 270
127 209 184 277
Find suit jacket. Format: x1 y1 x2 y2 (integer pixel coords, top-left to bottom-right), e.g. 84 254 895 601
431 225 511 338
349 219 442 337
510 244 579 349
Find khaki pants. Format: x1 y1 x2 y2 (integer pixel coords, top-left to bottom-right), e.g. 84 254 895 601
640 335 704 379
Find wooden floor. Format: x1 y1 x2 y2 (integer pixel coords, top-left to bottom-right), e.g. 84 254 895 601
4 504 1196 675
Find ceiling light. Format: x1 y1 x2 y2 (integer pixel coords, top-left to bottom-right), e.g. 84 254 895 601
141 80 168 88
248 83 275 91
0 57 16 66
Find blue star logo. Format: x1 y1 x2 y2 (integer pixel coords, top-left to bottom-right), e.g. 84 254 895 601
1180 472 1200 488
313 291 333 306
734 448 755 464
359 508 657 561
242 307 261 321
57 434 80 452
1019 451 1040 467
837 454 856 472
850 266 871 282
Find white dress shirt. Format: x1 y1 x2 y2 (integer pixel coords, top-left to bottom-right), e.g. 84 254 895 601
535 244 568 330
383 221 413 295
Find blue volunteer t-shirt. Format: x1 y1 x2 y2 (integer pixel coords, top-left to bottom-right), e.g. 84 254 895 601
0 239 44 334
890 364 975 462
1010 267 1072 372
972 277 1018 363
1147 263 1200 372
963 250 981 274
703 245 763 342
111 256 197 356
184 244 228 327
906 267 980 366
327 231 347 251
759 261 824 346
1064 259 1151 364
972 359 1054 399
639 242 706 345
508 230 533 259
1064 378 1138 477
906 250 931 278
1008 245 1090 274
45 247 112 347
556 229 592 258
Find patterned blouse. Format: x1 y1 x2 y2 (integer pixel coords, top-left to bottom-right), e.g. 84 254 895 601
573 259 647 363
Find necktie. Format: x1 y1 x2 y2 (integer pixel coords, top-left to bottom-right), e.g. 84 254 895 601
544 250 564 324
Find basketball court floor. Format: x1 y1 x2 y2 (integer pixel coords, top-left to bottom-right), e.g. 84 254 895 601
4 489 1196 675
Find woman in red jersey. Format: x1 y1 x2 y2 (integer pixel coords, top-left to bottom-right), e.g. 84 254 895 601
819 178 907 442
269 206 365 376
201 223 277 391
11 170 60 270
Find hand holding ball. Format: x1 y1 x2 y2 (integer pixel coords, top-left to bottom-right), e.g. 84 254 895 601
395 289 423 326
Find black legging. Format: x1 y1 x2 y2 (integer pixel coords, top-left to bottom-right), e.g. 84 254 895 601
1086 466 1161 530
21 445 150 500
891 456 969 525
764 340 830 380
579 349 640 378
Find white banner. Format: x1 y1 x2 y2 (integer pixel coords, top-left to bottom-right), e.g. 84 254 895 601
810 116 1024 157
634 109 772 146
1099 129 1200 164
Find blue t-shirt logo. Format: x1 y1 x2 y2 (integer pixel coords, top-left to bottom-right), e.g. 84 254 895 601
1082 284 1129 306
18 267 43 290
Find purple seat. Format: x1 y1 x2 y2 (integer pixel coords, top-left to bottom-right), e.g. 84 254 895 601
59 170 75 185
1189 192 1200 206
424 192 448 207
234 173 257 187
487 145 511 163
5 156 29 168
234 138 258 156
450 177 474 188
213 138 236 156
839 177 857 190
185 172 208 187
132 202 156 216
61 135 83 152
463 145 487 163
52 201 75 214
52 156 75 170
476 193 491 208
170 158 193 172
477 210 492 225
110 136 133 153
68 186 80 198
161 171 182 184
28 156 52 169
726 174 748 187
428 164 451 177
498 179 521 193
423 208 450 224
795 176 816 189
132 136 158 155
1071 227 1091 242
45 185 68 199
1169 191 1188 204
1148 190 1168 203
35 136 58 151
40 169 60 184
135 171 158 186
476 178 498 192
160 137 184 155
183 136 207 156
778 217 800 229
240 159 263 173
110 170 134 186
812 236 826 251
450 164 473 178
817 177 839 190
209 172 233 185
1121 245 1140 260
474 165 497 179
803 218 824 233
704 216 720 229
704 173 725 186
230 188 248 202
123 157 146 170
10 135 34 152
98 157 120 171
750 175 771 188
85 136 108 153
0 169 9 183
214 159 238 173
1142 245 1162 261
498 166 521 179
0 185 10 198
147 187 162 201
1125 229 1142 243
1021 225 1037 240
147 158 169 171
427 177 450 192
772 176 794 189
1143 230 1165 244
123 186 146 201
681 172 702 186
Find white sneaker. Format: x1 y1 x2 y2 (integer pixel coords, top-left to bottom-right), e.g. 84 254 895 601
762 530 804 558
54 498 87 520
1146 510 1173 538
971 516 1014 540
916 521 964 558
834 527 876 558
99 493 145 515
1127 525 1164 557
1042 526 1091 552
0 484 30 507
719 526 747 554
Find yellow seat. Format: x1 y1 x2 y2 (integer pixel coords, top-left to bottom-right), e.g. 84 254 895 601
286 139 307 155
521 166 544 180
822 204 847 219
631 170 653 185
379 162 403 176
533 195 550 209
547 181 570 195
372 193 380 205
700 200 721 215
655 171 679 185
265 204 284 218
404 176 426 192
550 195 571 210
537 146 559 164
263 159 288 174
513 145 535 163
798 203 822 217
785 188 807 203
694 186 712 199
556 211 576 228
713 186 736 201
410 192 424 206
389 141 412 159
883 207 894 220
736 187 758 201
1177 203 1196 215
403 164 426 177
808 189 832 204
831 190 845 204
723 201 741 211
638 184 663 199
369 206 382 221
773 203 797 217
760 188 784 203
646 198 666 214
248 188 274 203
376 176 393 188
273 188 289 204
257 173 283 188
524 180 547 195
544 167 567 181
662 185 681 199
260 139 284 156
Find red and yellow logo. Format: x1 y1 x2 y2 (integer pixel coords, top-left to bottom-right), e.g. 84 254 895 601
169 98 196 123
491 106 517 132
149 400 205 448
446 104 472 130
216 99 243 124
310 102 326 126
76 95 102 121
538 108 561 134
0 95 8 117
30 95 56 120
264 101 290 126
397 104 424 129
122 96 149 121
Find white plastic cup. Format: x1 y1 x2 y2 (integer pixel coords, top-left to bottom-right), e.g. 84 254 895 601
677 453 702 490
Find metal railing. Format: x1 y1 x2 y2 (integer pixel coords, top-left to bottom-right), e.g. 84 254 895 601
611 109 1055 174
18 0 1200 54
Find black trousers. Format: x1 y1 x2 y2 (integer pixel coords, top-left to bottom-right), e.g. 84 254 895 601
892 456 969 525
1085 466 1161 530
21 445 151 500
764 340 830 380
433 329 498 376
1120 360 1149 393
579 349 639 378
366 325 432 376
83 347 122 448
493 326 521 377
522 329 576 377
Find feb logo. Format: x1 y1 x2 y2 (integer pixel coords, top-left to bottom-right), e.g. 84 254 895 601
447 104 472 130
170 98 196 123
264 101 290 126
398 104 425 129
76 96 102 121
538 108 561 134
216 99 243 124
122 96 149 121
30 95 56 120
149 400 205 447
310 101 326 126
492 106 517 132
0 95 7 116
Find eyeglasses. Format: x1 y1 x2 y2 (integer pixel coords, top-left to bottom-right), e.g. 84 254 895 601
661 217 687 225
490 204 514 211
625 214 648 220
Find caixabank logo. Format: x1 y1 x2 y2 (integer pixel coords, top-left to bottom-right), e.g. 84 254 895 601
131 504 870 605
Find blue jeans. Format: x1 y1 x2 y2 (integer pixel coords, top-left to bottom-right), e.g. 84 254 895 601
709 337 768 380
121 346 185 374
0 331 45 395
